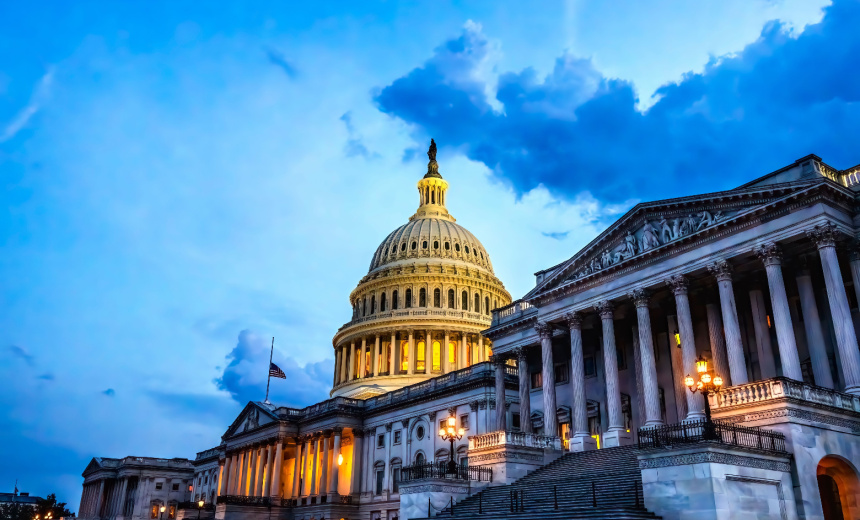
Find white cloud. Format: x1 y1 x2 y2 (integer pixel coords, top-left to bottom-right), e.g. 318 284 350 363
0 67 53 143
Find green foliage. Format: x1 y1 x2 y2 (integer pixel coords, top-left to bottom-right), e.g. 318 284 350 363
0 494 73 520
35 494 74 519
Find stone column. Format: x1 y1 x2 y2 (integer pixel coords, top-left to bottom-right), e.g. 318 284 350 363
348 342 356 380
630 290 664 428
564 312 596 451
426 330 433 372
795 261 835 389
271 439 284 497
666 315 688 421
756 243 803 381
351 429 364 496
708 260 748 385
407 330 415 375
443 331 450 372
360 337 367 378
383 424 393 496
390 331 398 374
264 442 276 496
597 301 632 446
341 346 350 384
255 445 266 496
667 275 705 421
703 302 730 387
373 335 380 377
235 450 245 495
514 347 532 433
850 248 860 318
333 349 341 386
329 428 342 497
478 336 485 362
469 401 480 436
319 433 330 496
536 321 558 437
95 479 105 518
229 452 240 495
749 287 777 379
309 435 320 496
492 355 507 430
218 458 228 496
244 447 254 495
291 438 303 499
808 223 860 394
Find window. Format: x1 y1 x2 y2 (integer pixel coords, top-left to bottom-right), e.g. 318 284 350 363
432 341 441 371
392 467 401 493
433 241 439 249
392 290 399 310
401 242 406 251
588 414 600 436
512 413 521 430
455 243 461 252
444 242 450 250
151 506 158 519
465 246 470 254
480 252 484 259
411 241 417 250
531 371 542 389
155 483 163 490
448 289 455 308
204 476 208 485
554 363 569 384
416 425 425 440
584 356 596 377
394 430 402 444
172 483 179 491
380 292 387 312
377 434 385 448
376 471 384 495
168 505 176 519
460 414 469 430
391 245 396 254
419 288 426 307
415 452 425 464
485 297 490 315
474 293 480 312
405 288 412 308
417 340 426 371
370 295 376 314
401 340 409 372
433 288 441 307
449 340 456 366
422 240 428 249
461 291 468 310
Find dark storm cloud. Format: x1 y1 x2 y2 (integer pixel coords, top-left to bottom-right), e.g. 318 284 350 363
375 1 860 204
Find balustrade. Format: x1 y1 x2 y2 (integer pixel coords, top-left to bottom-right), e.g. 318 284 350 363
711 376 860 412
468 430 562 450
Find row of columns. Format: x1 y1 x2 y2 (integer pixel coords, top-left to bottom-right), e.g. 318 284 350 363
491 222 860 452
288 429 343 499
220 437 284 498
80 477 130 519
334 331 489 385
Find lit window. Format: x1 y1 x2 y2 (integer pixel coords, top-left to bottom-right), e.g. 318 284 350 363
416 341 426 371
531 371 542 389
432 341 441 371
168 505 176 519
449 341 456 366
151 506 158 519
400 340 409 372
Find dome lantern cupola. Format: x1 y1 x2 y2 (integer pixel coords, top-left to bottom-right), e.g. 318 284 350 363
413 139 453 222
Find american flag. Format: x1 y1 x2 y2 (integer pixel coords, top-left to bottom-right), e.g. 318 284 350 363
269 362 286 379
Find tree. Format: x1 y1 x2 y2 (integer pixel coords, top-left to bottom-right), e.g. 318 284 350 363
0 503 34 520
35 494 74 519
0 494 74 520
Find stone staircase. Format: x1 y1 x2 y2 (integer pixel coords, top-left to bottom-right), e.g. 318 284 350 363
426 446 660 520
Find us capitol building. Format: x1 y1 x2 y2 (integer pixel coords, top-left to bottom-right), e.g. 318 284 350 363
78 145 860 520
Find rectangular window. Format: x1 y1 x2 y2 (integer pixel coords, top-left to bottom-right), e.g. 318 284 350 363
588 415 600 436
554 363 569 384
460 414 469 430
155 483 163 490
172 483 179 491
584 356 596 377
377 434 385 448
392 468 401 493
432 341 441 371
401 340 409 372
151 506 158 519
376 470 384 495
530 371 542 389
417 340 426 372
512 413 521 430
394 430 402 444
168 506 175 519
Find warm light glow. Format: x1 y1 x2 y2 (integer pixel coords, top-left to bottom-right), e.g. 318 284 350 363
767 315 772 328
684 375 695 387
198 501 204 508
447 426 455 436
458 428 465 436
701 373 712 384
696 358 708 373
439 428 446 437
338 454 344 466
714 376 723 387
591 434 600 450
674 331 681 346
447 416 456 427
696 381 704 391
160 507 166 513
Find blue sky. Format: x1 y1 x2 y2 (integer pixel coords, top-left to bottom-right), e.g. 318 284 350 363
2 0 855 509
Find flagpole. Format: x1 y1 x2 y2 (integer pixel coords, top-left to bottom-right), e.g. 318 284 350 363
265 337 274 404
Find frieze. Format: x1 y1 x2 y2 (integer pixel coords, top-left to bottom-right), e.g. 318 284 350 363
719 407 860 433
468 451 543 463
639 451 790 472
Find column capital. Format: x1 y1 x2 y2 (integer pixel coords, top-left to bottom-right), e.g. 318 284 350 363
385 422 393 432
807 221 842 249
428 411 437 421
513 346 529 362
708 259 734 282
596 300 614 320
469 399 480 411
489 353 507 365
665 274 689 295
755 242 783 266
332 426 343 435
350 427 364 438
563 311 583 330
628 289 650 308
535 321 553 338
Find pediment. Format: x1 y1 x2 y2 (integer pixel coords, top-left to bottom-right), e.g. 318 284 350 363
83 458 102 475
223 402 277 439
528 180 843 299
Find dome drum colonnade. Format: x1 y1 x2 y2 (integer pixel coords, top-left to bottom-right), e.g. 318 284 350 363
331 140 512 397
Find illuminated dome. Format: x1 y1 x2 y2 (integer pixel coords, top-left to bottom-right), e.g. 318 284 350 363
331 140 511 398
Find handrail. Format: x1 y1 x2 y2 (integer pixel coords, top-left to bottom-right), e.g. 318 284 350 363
637 419 787 453
401 462 493 482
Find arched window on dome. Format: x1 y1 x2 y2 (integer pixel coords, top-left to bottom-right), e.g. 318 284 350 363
363 297 367 316
461 291 468 310
390 245 395 254
434 241 439 249
444 242 450 250
485 296 490 315
432 341 441 371
392 290 399 310
419 288 426 307
433 288 441 308
380 292 387 312
447 289 454 309
416 339 425 372
422 240 428 249
465 246 470 254
401 242 406 252
412 241 417 250
405 288 412 308
474 293 480 313
371 295 376 314
480 251 484 260
455 243 461 252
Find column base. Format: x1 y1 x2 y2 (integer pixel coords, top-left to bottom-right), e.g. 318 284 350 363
603 428 633 448
569 433 597 452
683 411 707 423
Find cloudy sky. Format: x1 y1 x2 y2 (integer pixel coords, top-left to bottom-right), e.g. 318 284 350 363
2 0 857 508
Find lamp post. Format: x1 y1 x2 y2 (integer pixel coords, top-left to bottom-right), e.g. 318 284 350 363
684 356 724 439
438 415 465 474
159 505 166 520
197 500 204 520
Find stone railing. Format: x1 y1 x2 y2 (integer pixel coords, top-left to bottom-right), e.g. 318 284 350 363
194 448 221 461
710 377 860 412
490 299 536 327
468 430 562 450
120 457 193 468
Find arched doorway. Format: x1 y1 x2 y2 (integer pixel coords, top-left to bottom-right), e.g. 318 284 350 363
817 455 860 520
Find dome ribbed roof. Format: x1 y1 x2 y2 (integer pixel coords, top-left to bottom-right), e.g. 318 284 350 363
368 217 495 274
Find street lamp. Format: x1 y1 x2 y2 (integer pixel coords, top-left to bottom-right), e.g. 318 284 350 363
197 500 204 520
159 505 166 520
438 415 465 474
685 356 724 437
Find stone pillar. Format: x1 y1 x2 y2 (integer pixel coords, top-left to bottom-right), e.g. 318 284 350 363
478 336 485 362
704 303 730 384
244 447 254 495
564 312 596 451
851 248 860 320
390 331 397 374
492 355 507 430
795 262 835 389
340 345 349 384
808 223 860 394
460 334 467 368
264 441 276 496
630 290 664 428
271 440 284 497
373 335 380 377
408 330 415 375
95 479 105 518
708 260 749 385
255 445 266 496
291 438 303 499
749 287 777 379
218 458 228 496
597 301 632 446
348 342 356 380
309 435 320 496
360 337 367 378
469 401 480 437
426 330 433 372
333 349 341 386
319 433 330 496
351 429 364 496
536 321 558 437
756 243 804 381
443 331 450 372
667 275 705 421
235 450 245 495
383 424 393 495
329 428 342 497
666 315 688 421
514 347 532 433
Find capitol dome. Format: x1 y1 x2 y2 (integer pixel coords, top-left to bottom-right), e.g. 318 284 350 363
331 140 512 398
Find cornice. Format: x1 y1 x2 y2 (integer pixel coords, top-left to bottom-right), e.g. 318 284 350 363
333 312 494 346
